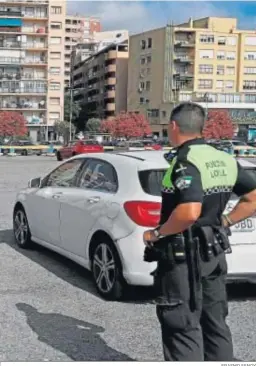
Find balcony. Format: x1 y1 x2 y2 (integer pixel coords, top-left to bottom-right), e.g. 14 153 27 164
0 87 46 94
0 102 46 110
104 90 115 99
174 55 194 63
0 56 21 64
22 58 47 65
105 64 116 73
174 70 194 78
106 50 117 60
174 40 195 48
0 1 49 5
104 77 116 85
105 103 115 111
0 72 46 80
22 12 48 19
0 10 22 16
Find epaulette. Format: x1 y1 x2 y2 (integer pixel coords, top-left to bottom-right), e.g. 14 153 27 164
164 149 177 163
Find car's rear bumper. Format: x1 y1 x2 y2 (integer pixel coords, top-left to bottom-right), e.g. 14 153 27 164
226 243 256 282
116 227 156 286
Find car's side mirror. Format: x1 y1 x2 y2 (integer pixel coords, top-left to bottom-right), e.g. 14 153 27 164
28 177 42 188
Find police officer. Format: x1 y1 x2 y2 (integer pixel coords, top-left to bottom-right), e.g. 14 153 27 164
143 102 256 361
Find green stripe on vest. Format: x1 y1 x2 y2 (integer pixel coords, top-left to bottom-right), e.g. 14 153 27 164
162 156 177 188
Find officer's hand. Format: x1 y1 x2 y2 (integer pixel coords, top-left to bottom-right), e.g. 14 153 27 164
143 230 158 246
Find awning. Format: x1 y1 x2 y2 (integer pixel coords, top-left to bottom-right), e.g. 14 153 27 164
0 18 22 27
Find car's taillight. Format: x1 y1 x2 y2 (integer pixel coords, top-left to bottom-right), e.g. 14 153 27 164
123 201 161 227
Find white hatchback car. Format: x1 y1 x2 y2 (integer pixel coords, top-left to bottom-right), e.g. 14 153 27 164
13 151 256 300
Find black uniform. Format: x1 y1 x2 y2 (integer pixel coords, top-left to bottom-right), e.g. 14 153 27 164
154 138 256 361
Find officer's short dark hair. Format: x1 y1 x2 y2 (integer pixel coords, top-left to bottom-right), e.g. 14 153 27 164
170 102 206 134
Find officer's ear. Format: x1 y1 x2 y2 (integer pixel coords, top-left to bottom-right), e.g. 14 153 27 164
170 120 178 131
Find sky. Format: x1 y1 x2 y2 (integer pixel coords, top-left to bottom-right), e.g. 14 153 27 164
67 1 256 34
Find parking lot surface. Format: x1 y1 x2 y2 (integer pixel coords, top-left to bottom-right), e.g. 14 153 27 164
0 156 256 361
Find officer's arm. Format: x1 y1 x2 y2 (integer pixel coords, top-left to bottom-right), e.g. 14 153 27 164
224 162 256 227
158 161 203 236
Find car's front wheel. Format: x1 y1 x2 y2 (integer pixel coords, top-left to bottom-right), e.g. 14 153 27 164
92 238 124 300
13 206 33 249
56 151 62 161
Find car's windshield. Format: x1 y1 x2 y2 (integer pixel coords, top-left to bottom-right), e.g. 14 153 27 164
232 141 247 146
139 167 256 197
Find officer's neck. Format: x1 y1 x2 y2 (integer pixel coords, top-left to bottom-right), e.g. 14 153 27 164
176 134 202 148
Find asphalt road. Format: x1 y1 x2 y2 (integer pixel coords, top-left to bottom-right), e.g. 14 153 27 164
0 156 256 361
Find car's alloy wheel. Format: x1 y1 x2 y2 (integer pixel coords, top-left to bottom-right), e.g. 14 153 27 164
92 241 123 300
13 208 32 249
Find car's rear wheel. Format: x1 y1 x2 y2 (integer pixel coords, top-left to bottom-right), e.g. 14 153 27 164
13 206 32 249
56 151 62 161
92 238 124 300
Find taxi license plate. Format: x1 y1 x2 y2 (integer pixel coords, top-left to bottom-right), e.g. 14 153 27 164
232 218 255 232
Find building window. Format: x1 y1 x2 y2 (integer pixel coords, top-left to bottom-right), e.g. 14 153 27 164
217 65 224 75
218 37 226 45
147 109 159 118
148 38 152 48
50 52 61 59
49 112 60 124
244 67 256 74
139 97 144 104
198 79 213 89
245 52 256 60
162 111 167 118
217 51 225 60
50 97 60 105
226 66 235 75
146 55 151 63
199 50 214 59
141 40 146 50
51 6 62 14
199 34 214 43
245 94 256 103
51 22 62 30
199 64 213 74
50 67 61 75
226 51 235 60
50 37 61 45
227 36 236 46
139 81 145 90
245 37 256 46
225 80 234 89
49 82 61 90
216 80 224 89
140 58 145 65
243 81 256 90
146 81 150 91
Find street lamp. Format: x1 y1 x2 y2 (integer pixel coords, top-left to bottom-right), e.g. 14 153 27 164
67 87 84 141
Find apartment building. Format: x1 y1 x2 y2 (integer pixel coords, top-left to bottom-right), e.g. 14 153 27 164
128 17 256 137
0 0 66 141
72 38 129 120
64 14 100 89
70 30 129 78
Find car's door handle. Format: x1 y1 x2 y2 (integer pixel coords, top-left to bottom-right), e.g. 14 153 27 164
52 192 63 199
87 196 100 204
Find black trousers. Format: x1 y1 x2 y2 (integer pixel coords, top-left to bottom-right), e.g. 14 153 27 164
156 253 233 361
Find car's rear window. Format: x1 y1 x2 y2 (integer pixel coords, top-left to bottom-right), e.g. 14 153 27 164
139 169 166 196
139 167 256 198
83 140 99 145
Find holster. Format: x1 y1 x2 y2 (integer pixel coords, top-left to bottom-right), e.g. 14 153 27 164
196 225 232 262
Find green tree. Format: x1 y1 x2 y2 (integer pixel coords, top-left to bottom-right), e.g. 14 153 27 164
86 118 101 132
64 95 81 125
74 103 101 132
54 120 75 144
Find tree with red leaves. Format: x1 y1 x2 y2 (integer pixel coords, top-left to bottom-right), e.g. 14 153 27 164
0 111 27 137
100 111 152 138
203 109 234 140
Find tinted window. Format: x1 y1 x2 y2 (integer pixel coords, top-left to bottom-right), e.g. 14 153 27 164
45 159 84 187
139 169 166 196
83 140 99 145
77 159 118 193
232 141 247 146
231 168 256 199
